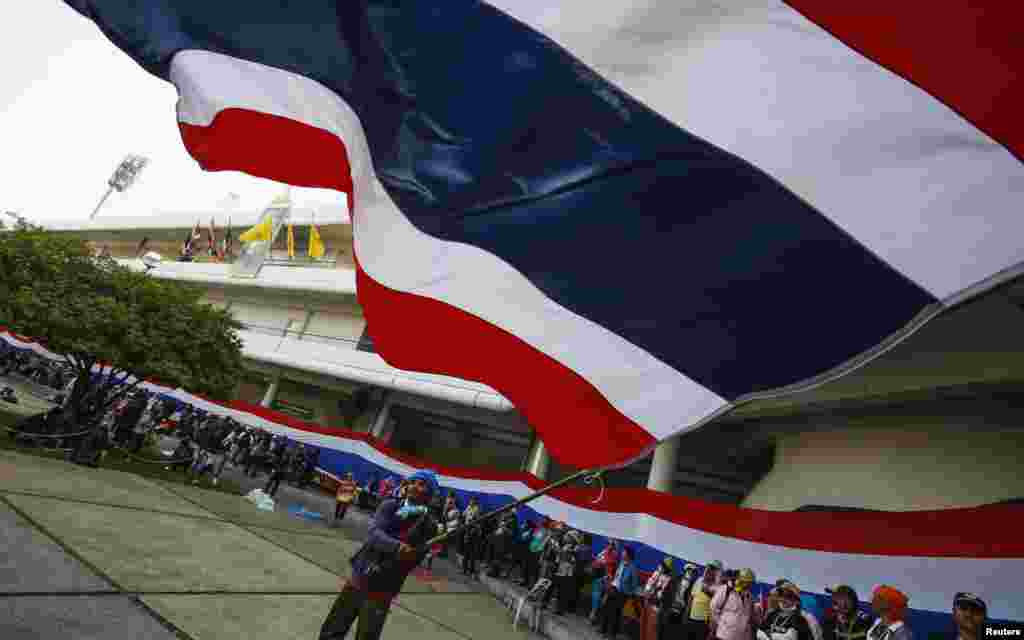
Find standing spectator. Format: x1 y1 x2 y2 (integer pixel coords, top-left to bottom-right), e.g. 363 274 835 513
317 471 440 640
522 518 550 589
462 516 484 578
641 557 676 640
514 519 536 583
758 582 814 640
823 585 871 640
264 449 287 497
334 472 358 524
551 529 583 615
867 586 913 640
572 533 594 614
600 546 640 640
441 495 462 560
661 563 699 640
590 538 621 623
943 593 986 640
486 509 518 578
688 561 725 640
207 422 230 486
710 568 760 640
245 435 267 476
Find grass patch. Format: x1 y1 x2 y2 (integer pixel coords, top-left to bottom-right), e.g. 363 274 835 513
1 407 242 497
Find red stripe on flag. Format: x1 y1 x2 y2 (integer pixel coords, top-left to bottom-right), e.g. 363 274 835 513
784 1 1024 161
3 327 1024 556
353 255 658 471
178 108 354 195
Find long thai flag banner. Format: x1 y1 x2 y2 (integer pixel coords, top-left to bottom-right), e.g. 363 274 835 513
2 330 1023 629
61 0 1023 470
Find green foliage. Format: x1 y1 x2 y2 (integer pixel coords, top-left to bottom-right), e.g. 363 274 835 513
0 227 244 407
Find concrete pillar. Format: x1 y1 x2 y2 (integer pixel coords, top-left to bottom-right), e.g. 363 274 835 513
296 309 313 340
370 395 393 440
260 372 282 408
646 435 681 493
524 434 551 480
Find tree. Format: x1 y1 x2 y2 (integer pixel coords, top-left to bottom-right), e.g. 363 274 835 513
0 226 244 428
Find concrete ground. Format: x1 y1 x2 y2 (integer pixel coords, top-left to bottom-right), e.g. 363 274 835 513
0 446 551 640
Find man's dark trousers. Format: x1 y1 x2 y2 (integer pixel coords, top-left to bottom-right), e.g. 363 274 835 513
319 584 390 640
601 587 627 637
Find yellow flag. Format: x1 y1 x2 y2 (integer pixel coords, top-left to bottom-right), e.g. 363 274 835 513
239 216 272 243
287 224 295 258
308 224 325 258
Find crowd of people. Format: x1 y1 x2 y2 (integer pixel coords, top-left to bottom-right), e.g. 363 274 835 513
327 472 998 640
0 353 1003 640
0 348 74 403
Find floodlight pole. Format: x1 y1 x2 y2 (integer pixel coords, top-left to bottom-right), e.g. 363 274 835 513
89 186 116 221
89 154 149 221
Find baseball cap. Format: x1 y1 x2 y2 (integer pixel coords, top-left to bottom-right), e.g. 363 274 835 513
954 593 987 611
827 585 856 597
707 560 724 570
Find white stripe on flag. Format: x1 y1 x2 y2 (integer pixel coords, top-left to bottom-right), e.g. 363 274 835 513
490 0 1024 301
169 49 726 442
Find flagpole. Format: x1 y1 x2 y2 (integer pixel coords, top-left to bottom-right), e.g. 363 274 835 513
419 467 605 550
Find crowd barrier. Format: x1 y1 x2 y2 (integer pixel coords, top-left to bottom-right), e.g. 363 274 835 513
2 329 1022 633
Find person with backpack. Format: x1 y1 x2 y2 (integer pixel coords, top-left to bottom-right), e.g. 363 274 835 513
711 568 760 640
641 557 676 640
660 563 699 640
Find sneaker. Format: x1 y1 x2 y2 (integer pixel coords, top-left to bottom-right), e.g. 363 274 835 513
212 478 219 486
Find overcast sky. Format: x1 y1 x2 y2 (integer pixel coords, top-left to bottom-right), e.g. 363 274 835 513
0 1 346 226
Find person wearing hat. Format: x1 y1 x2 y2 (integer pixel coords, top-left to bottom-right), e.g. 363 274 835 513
640 557 677 640
589 538 622 624
661 562 699 640
945 593 987 640
710 568 761 640
867 585 913 640
758 582 815 640
823 585 872 640
318 469 441 640
600 545 640 639
688 561 726 640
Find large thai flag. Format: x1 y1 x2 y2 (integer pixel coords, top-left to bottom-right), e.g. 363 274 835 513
64 0 1023 469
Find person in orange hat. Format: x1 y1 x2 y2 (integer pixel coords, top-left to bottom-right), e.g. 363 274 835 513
867 586 913 640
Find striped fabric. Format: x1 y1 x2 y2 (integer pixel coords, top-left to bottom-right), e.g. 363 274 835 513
63 0 1023 469
2 328 1023 627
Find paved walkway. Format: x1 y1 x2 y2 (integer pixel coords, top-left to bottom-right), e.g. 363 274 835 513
0 447 549 640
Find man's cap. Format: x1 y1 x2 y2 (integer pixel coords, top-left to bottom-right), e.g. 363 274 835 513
776 582 801 599
954 593 987 611
707 560 724 570
827 585 856 596
406 470 440 497
683 563 698 573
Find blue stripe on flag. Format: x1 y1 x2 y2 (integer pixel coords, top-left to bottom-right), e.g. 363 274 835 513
65 0 938 397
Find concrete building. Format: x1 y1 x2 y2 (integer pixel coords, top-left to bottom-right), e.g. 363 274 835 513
44 208 1024 510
